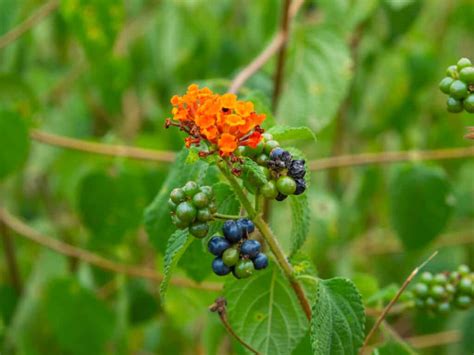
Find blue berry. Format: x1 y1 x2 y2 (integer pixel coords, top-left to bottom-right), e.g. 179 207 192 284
276 193 287 201
269 148 285 160
237 218 255 235
207 236 230 256
253 253 268 270
241 239 261 258
288 159 306 179
222 220 243 243
212 257 231 276
294 178 306 195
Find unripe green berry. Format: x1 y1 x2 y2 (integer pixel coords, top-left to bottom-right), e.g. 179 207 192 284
168 199 177 211
447 97 463 113
208 201 217 213
235 146 246 156
176 201 197 223
450 80 468 99
172 215 189 229
457 57 472 71
430 285 446 300
199 185 213 197
256 153 269 166
459 278 473 294
197 208 212 222
436 302 451 314
460 67 474 84
446 65 458 79
445 283 456 295
234 259 255 279
170 188 186 204
425 297 436 309
420 272 433 284
449 271 460 282
192 192 209 209
189 222 209 239
414 283 429 298
264 140 280 155
276 176 297 195
222 247 239 267
183 181 199 197
415 298 425 309
260 166 271 180
463 94 474 113
261 180 279 199
434 273 448 285
262 133 273 141
247 141 265 156
455 295 471 309
458 264 470 276
439 77 454 94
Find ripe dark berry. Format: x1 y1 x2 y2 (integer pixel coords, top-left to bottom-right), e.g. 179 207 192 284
276 193 287 201
176 201 197 223
170 188 186 204
449 80 468 99
261 181 278 199
447 97 463 113
276 176 297 195
237 218 255 235
253 253 268 270
222 220 243 243
208 236 230 256
222 247 239 266
182 181 199 197
294 178 306 195
269 147 285 160
212 257 231 276
234 259 255 279
189 222 209 239
439 77 454 94
241 239 261 258
192 192 209 208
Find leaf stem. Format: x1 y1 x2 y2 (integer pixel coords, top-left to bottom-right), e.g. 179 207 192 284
213 213 241 220
218 163 312 320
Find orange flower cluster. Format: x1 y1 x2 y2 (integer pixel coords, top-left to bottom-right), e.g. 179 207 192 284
166 84 266 156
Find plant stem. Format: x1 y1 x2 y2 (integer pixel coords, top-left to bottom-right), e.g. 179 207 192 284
213 213 241 220
218 163 312 320
0 222 22 294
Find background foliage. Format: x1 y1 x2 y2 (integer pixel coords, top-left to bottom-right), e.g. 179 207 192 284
0 0 473 354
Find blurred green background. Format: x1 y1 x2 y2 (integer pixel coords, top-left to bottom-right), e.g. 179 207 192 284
0 0 473 354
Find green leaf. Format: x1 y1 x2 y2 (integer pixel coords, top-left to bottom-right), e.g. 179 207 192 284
372 340 417 355
241 157 267 186
126 279 161 325
389 165 453 250
0 110 29 179
160 229 193 303
268 125 317 143
144 148 210 253
311 277 365 355
277 25 352 132
224 265 308 355
289 194 310 256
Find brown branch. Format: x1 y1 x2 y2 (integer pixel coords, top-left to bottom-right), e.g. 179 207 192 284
228 0 304 94
0 0 59 50
465 127 474 140
0 207 222 292
210 297 261 355
309 146 474 171
30 130 176 163
360 251 438 354
0 222 22 294
406 330 461 349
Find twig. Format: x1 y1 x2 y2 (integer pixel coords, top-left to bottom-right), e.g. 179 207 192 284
0 0 59 50
360 251 439 354
228 0 304 94
406 330 461 349
213 213 241 220
309 146 474 171
465 127 474 140
0 207 222 292
210 297 261 355
30 130 175 163
0 222 22 294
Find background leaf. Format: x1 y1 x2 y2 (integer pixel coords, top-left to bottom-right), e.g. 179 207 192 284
0 110 29 179
268 125 317 143
289 194 310 256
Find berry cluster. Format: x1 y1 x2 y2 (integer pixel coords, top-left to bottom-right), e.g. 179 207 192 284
207 218 268 278
237 133 307 201
168 181 216 238
439 57 474 113
412 265 473 314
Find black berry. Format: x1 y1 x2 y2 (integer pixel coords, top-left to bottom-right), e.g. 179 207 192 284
208 236 230 256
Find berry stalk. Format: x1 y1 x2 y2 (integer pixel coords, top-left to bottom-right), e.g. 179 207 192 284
218 161 312 320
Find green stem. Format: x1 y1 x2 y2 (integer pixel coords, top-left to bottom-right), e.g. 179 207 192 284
218 162 312 320
213 213 241 220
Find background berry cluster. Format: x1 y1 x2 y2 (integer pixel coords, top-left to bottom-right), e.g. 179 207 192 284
439 57 474 113
208 218 269 279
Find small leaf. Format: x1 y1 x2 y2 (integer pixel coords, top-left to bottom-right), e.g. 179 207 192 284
268 125 317 143
241 157 267 186
389 165 453 250
311 277 365 355
0 110 29 179
224 265 308 355
289 194 310 256
160 229 193 303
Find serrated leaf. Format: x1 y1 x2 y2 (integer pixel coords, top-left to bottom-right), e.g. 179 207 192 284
268 125 317 143
144 148 210 253
241 157 267 186
311 277 365 355
0 109 30 179
278 25 352 132
160 229 193 303
289 194 310 256
389 165 453 250
224 265 308 355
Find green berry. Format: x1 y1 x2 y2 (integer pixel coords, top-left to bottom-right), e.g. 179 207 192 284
183 181 199 197
176 201 197 223
463 94 474 113
256 154 269 166
264 140 280 155
234 259 255 279
248 141 265 156
449 271 460 282
430 285 446 300
276 176 297 195
425 297 436 309
414 283 429 298
192 192 209 209
199 186 213 197
446 283 456 295
420 272 433 284
189 222 209 239
459 278 473 294
447 97 463 113
455 295 471 309
222 247 240 267
197 208 212 222
170 188 186 204
172 215 189 229
450 80 468 99
208 201 217 213
168 199 177 211
457 57 472 71
446 65 458 79
439 77 454 94
434 273 448 285
436 302 451 314
261 180 279 199
415 298 425 309
260 166 271 180
460 67 474 84
262 133 273 141
458 264 470 276
235 146 246 156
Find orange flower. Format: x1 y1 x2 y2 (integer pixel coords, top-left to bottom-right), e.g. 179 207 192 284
218 133 238 154
221 93 237 109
